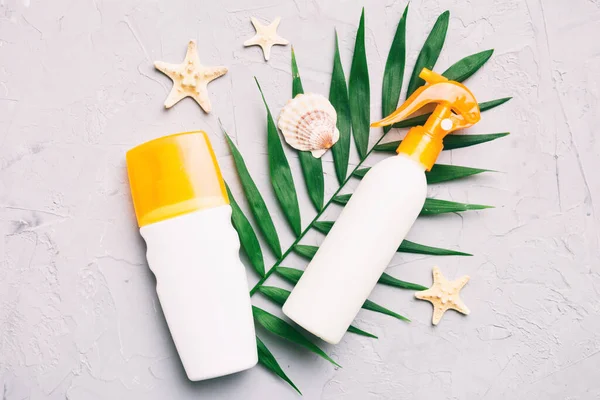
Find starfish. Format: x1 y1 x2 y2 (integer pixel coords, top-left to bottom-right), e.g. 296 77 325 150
415 266 470 325
154 40 227 113
243 16 289 61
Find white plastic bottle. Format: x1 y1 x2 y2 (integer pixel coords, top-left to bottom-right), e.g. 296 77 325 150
283 68 481 344
127 131 258 380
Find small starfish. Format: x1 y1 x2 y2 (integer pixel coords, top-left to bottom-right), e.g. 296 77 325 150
243 16 289 61
415 266 470 325
154 40 227 113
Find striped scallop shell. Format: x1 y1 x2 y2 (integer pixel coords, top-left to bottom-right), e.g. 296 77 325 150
277 93 340 158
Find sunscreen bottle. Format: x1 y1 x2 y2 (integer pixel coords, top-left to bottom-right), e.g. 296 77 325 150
283 69 481 344
127 131 257 380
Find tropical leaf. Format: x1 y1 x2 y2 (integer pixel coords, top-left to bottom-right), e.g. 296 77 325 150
257 286 377 338
293 244 318 260
256 78 303 237
426 164 491 184
274 266 304 284
389 97 511 130
378 273 428 291
329 31 352 184
362 300 409 322
252 306 340 367
374 132 510 152
398 240 471 256
443 49 494 82
312 220 336 234
257 336 301 394
352 164 490 184
310 224 470 256
223 132 282 258
226 183 265 277
406 10 450 96
420 198 493 215
348 8 370 160
292 48 325 211
347 325 378 339
332 194 492 215
443 132 510 150
381 4 408 133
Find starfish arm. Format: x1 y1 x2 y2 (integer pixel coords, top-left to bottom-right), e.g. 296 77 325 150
244 35 262 47
432 266 444 283
451 297 470 315
262 43 272 61
270 16 281 29
453 275 470 290
272 35 290 46
154 61 182 80
202 66 228 82
415 290 433 300
431 305 447 325
185 40 198 61
163 86 187 109
192 84 212 113
250 17 262 32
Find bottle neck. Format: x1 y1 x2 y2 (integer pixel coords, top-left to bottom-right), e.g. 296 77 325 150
396 126 443 171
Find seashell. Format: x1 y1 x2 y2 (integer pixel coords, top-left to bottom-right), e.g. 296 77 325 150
277 93 340 158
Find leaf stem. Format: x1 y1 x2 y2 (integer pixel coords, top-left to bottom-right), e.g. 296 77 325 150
250 131 391 296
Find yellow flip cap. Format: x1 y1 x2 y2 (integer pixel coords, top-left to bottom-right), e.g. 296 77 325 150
126 131 229 227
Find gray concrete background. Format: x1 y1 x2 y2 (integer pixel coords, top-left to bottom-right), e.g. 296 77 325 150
1 0 599 398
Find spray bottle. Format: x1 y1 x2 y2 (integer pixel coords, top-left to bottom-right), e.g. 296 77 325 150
282 69 481 344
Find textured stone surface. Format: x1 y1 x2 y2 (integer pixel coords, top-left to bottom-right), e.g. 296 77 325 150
1 0 599 398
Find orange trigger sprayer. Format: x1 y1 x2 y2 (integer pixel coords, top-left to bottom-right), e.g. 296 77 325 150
372 68 481 170
282 68 481 344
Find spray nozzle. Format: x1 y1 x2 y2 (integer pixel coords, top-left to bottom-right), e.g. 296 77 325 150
371 68 481 170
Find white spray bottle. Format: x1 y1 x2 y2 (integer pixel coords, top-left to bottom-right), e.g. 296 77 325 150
283 69 481 344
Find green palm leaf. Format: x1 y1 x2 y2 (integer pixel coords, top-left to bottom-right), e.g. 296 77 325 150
352 164 490 184
406 10 450 96
292 48 325 211
257 286 377 338
274 266 304 284
255 78 303 237
348 8 370 160
381 4 408 133
421 198 493 215
293 244 318 259
256 336 301 394
223 131 282 258
443 49 494 82
426 164 491 184
332 194 492 215
374 132 510 152
225 183 265 277
378 273 428 291
329 31 352 184
252 306 340 367
398 240 471 256
362 300 410 322
346 325 378 339
313 221 470 256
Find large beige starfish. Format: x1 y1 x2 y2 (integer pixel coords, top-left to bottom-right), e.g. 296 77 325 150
415 266 470 325
154 40 227 113
243 17 289 61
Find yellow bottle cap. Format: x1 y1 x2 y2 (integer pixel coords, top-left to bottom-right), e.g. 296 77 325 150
371 68 481 171
126 131 229 227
